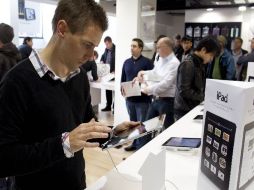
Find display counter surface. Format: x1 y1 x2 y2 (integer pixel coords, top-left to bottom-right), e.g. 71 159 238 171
86 105 204 190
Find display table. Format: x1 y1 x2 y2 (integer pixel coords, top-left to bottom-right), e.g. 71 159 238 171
85 105 204 190
89 80 115 106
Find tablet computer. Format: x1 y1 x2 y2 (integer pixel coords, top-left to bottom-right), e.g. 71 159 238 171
162 137 201 150
193 115 203 120
101 114 165 150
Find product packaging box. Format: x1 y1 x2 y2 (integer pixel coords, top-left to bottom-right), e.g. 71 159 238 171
198 79 254 190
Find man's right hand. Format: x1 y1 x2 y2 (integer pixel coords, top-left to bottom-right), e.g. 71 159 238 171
69 119 112 153
135 70 145 83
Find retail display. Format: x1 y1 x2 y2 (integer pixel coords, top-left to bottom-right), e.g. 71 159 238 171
198 79 254 190
185 22 241 49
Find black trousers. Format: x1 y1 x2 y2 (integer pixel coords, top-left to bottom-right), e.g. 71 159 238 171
106 90 112 108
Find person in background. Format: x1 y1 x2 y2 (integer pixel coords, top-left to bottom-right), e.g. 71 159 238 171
231 37 248 79
0 22 20 190
151 34 166 64
121 38 153 151
18 37 33 60
82 50 99 81
0 1 139 189
173 34 184 61
0 23 21 81
206 35 235 80
135 37 180 129
237 37 254 81
174 36 220 120
179 35 193 62
100 36 115 111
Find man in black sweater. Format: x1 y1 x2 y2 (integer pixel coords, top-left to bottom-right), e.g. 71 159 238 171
0 1 139 190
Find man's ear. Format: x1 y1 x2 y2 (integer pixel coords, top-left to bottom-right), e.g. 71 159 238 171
201 47 207 54
56 20 68 38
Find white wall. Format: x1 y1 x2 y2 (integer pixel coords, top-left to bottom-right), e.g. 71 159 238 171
156 11 185 39
18 1 56 49
185 8 254 51
114 0 141 125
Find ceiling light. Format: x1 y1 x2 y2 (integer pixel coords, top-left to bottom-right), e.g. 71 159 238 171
251 6 254 9
213 1 232 5
206 8 214 11
234 0 245 3
238 6 247 11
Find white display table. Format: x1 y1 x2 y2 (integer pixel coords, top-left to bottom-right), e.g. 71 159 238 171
85 105 204 190
89 80 114 106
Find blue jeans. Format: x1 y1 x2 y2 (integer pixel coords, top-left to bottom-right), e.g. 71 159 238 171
126 100 150 149
146 98 175 129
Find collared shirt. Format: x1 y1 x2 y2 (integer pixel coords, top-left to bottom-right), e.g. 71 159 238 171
29 50 80 82
144 52 180 97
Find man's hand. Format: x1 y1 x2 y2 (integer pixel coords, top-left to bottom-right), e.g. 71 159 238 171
113 121 140 136
120 86 126 97
141 87 149 95
69 119 112 153
137 70 145 82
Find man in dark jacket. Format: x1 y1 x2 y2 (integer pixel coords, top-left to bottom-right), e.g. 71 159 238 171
18 37 33 60
0 22 21 190
237 37 254 81
100 36 115 111
173 34 184 61
231 37 248 79
206 35 235 80
0 23 21 81
174 36 220 120
179 35 193 62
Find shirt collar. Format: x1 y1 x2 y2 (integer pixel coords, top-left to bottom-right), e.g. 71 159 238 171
160 52 174 63
29 50 80 82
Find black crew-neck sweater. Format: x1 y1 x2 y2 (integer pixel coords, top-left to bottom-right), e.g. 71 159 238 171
0 59 95 190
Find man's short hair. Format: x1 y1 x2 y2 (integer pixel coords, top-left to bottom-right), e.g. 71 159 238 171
52 0 108 34
159 37 174 49
195 36 220 56
181 36 192 42
0 23 14 44
104 36 112 43
23 37 32 45
234 37 243 44
174 34 181 40
154 35 167 43
217 35 227 47
132 38 144 50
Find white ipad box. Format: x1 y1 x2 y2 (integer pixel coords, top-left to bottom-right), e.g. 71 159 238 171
197 79 254 190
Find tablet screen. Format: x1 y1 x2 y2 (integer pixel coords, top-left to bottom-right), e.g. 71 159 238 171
101 115 165 150
163 137 201 148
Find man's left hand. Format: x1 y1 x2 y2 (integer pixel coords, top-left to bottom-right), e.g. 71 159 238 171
114 121 140 136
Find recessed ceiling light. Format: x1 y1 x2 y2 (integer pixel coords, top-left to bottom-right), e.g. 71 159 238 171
206 8 214 11
213 1 232 5
238 6 247 11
